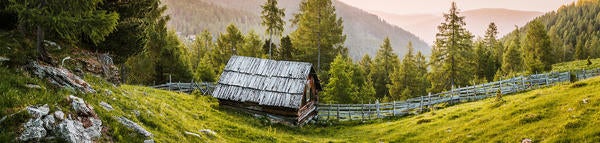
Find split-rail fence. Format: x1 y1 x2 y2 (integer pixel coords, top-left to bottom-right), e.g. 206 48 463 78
151 68 600 122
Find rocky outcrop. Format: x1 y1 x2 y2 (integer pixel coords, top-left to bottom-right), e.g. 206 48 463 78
18 96 104 143
116 116 153 137
19 118 47 141
99 101 114 111
69 95 96 117
26 61 95 93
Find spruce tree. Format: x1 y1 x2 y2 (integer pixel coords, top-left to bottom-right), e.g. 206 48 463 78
371 37 400 100
8 0 118 62
501 39 523 76
260 0 285 59
190 30 213 69
523 20 553 73
291 0 346 71
358 54 373 76
428 2 475 92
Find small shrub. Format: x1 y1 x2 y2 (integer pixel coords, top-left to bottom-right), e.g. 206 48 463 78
563 119 583 129
416 118 432 124
520 114 543 124
570 82 588 88
448 114 461 120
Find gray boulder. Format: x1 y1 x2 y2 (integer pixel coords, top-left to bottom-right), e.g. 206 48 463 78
70 95 95 117
42 115 56 130
83 118 103 139
116 116 152 137
19 118 47 141
54 111 65 120
199 129 217 137
184 131 202 138
26 61 95 93
55 119 91 143
27 104 50 118
54 118 102 143
99 101 114 111
144 139 155 143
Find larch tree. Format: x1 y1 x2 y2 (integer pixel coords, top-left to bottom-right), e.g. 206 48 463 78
8 0 118 63
371 37 400 100
428 2 475 93
260 0 285 59
291 0 346 71
523 20 553 74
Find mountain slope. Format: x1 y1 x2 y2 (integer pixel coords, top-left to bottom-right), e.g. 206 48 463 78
502 0 600 60
162 0 430 60
373 8 543 45
3 60 600 142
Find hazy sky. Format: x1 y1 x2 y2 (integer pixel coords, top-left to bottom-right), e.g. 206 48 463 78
337 0 578 15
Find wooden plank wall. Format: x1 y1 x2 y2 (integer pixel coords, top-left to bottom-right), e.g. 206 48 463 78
318 69 600 122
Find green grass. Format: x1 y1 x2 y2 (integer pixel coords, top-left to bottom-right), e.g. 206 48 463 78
553 58 600 72
2 65 600 142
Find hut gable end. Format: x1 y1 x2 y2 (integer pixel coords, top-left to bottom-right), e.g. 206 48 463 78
212 56 318 109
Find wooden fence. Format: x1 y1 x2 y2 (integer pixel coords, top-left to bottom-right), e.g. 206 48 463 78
317 69 600 121
151 82 216 95
149 68 600 122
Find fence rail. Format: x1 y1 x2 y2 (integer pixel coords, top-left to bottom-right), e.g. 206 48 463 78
318 68 600 121
151 82 216 94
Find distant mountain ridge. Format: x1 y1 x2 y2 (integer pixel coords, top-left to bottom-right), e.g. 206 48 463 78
161 0 431 60
371 8 544 44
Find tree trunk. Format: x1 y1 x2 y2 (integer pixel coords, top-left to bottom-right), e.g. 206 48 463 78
37 25 52 65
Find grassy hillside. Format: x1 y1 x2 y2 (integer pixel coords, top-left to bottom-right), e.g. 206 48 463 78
2 61 600 142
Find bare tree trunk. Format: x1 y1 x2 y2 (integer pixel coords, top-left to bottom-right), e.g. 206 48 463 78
36 25 52 65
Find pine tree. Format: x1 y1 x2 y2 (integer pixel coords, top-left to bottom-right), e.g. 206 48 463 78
240 31 264 58
8 0 118 62
260 0 285 59
501 39 523 76
358 54 373 76
322 54 355 104
575 39 587 60
389 42 418 100
414 51 430 96
277 35 296 61
291 0 346 71
190 30 213 69
97 0 166 64
213 24 244 67
428 2 475 92
523 20 553 74
371 37 400 99
473 39 496 82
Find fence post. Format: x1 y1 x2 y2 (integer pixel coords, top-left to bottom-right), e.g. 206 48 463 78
376 100 381 119
337 104 340 121
499 79 503 95
361 104 365 121
392 101 396 116
328 104 331 121
545 73 549 86
419 96 424 113
368 101 371 120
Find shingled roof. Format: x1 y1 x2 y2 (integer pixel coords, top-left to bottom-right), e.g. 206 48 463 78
211 56 320 109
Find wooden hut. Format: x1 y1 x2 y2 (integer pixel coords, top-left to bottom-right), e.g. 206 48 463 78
211 56 321 126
